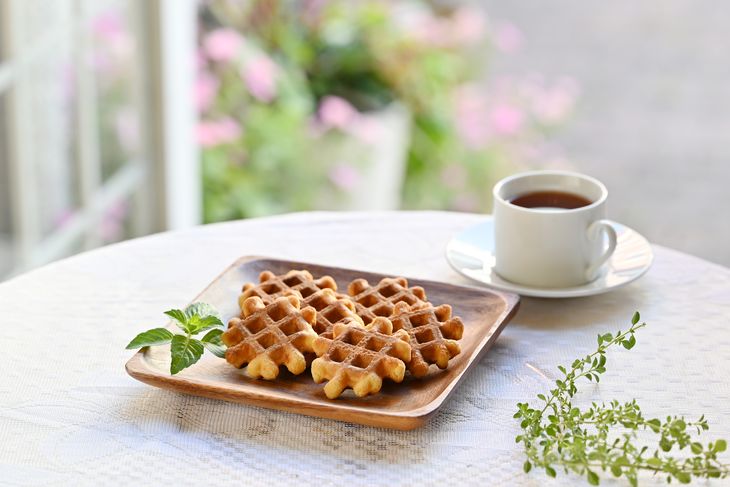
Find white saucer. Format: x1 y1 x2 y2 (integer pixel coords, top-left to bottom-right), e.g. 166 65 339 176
445 217 653 298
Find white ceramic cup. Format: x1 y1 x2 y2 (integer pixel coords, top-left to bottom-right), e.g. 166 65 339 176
493 171 618 288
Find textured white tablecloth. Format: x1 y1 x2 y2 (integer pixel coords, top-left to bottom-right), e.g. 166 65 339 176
1 212 729 486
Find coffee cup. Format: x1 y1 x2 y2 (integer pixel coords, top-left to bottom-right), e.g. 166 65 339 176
493 170 618 288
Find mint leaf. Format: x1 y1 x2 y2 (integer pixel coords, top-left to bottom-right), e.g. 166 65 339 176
185 302 222 322
187 314 224 334
164 309 188 329
126 328 174 349
170 335 204 374
201 328 226 358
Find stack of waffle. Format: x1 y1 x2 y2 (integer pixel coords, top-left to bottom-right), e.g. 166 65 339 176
222 269 464 399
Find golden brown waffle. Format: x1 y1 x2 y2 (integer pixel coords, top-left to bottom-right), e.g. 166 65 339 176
303 288 363 338
311 317 412 399
390 301 464 378
222 295 318 380
346 277 428 325
238 270 337 310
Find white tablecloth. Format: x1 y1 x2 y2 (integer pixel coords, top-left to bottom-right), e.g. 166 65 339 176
1 212 729 486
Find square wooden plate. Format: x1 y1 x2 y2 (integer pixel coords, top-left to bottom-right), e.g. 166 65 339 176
125 256 520 430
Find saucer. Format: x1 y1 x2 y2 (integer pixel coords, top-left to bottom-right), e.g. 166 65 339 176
445 217 653 298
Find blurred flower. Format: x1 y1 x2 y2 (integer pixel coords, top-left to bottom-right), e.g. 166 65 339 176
100 200 129 242
454 84 491 148
241 56 278 102
494 21 524 53
490 103 524 136
203 28 244 62
196 49 208 71
348 116 382 144
328 163 360 190
196 71 220 112
531 77 579 124
318 96 357 129
91 10 133 79
398 4 486 47
451 6 487 45
92 10 125 42
197 117 243 147
53 208 74 231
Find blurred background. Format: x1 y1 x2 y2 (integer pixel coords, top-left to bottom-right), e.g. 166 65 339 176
0 0 728 280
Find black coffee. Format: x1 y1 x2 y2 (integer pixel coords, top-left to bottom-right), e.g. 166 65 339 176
509 190 592 210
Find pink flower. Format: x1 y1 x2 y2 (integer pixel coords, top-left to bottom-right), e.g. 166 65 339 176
195 49 207 71
53 209 74 230
348 117 382 144
494 21 524 53
203 28 244 62
490 103 524 136
100 200 129 242
318 96 357 129
532 77 579 123
92 10 124 41
328 163 360 191
454 84 491 148
195 71 219 113
197 117 242 147
451 6 486 45
241 56 278 102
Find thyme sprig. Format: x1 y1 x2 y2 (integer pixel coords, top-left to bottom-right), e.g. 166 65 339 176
515 312 729 485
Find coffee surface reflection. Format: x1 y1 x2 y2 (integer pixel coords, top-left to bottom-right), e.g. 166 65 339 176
509 190 592 210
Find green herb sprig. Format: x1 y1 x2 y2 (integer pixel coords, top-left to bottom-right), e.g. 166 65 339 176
515 312 729 486
126 303 226 374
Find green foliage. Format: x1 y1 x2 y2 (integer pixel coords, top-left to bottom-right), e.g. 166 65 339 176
515 312 730 485
126 303 226 375
199 1 575 221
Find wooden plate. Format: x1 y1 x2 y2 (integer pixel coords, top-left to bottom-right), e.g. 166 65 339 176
125 256 520 430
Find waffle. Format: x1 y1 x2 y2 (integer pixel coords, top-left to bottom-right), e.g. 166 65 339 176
311 317 412 399
390 301 464 378
303 288 363 338
222 295 318 380
346 277 428 325
238 270 337 310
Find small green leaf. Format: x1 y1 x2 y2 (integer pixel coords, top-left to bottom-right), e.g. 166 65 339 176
545 466 556 478
201 328 226 358
714 439 727 453
523 461 532 473
126 328 174 349
164 309 188 327
623 335 636 350
660 437 673 452
646 457 663 468
188 314 225 334
587 470 600 485
632 311 640 325
170 335 204 374
674 472 691 484
611 465 622 477
185 302 222 321
690 442 702 454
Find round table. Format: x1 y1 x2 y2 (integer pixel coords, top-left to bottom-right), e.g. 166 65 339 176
1 212 729 486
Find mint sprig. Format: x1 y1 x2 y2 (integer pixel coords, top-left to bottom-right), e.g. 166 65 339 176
515 312 730 485
126 303 226 374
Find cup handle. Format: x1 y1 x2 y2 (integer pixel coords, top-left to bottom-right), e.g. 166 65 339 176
585 219 618 282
